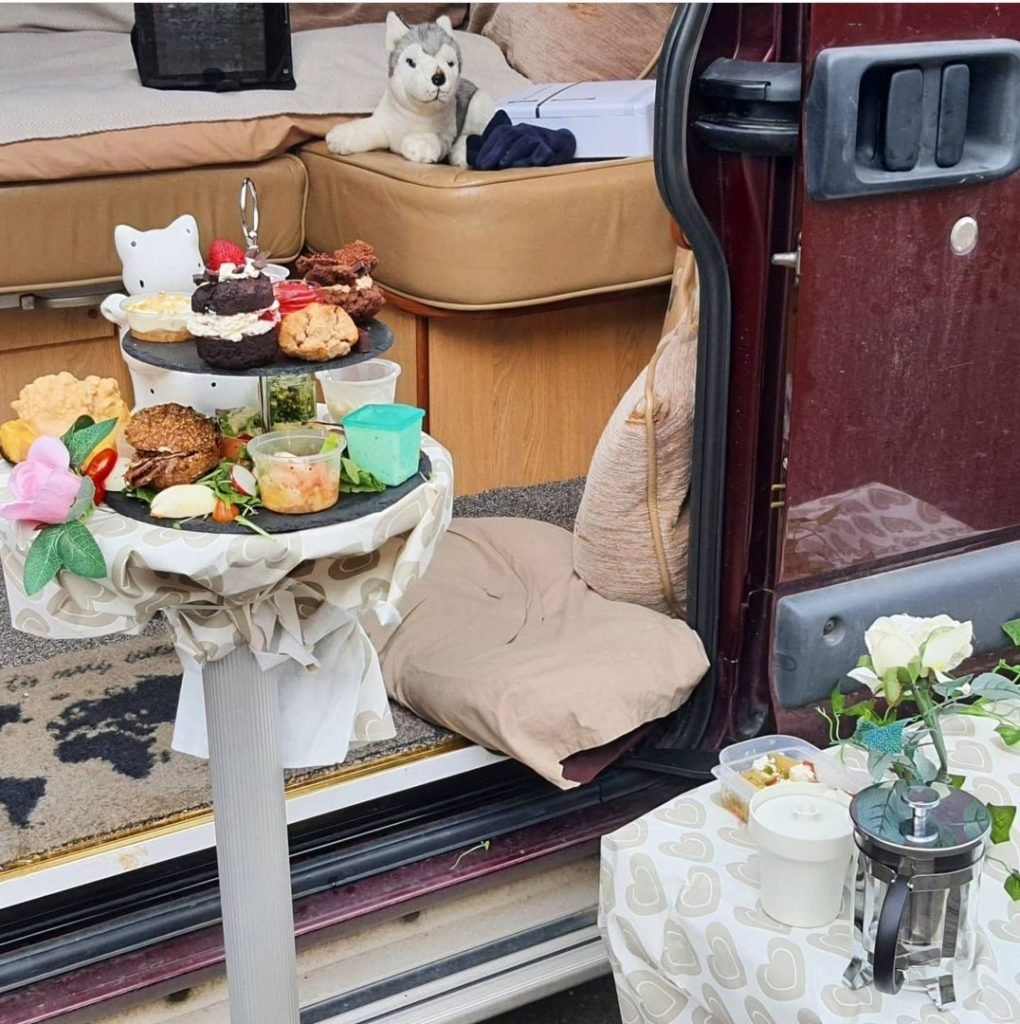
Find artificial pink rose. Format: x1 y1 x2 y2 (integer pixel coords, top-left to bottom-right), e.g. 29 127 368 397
0 436 84 525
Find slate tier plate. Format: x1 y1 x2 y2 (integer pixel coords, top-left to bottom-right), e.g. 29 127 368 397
121 318 393 376
105 454 432 535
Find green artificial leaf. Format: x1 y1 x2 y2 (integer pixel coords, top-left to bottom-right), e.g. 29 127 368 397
64 418 117 469
912 751 939 784
995 723 1020 747
934 674 973 698
856 654 874 671
970 672 1020 701
987 804 1017 845
830 684 846 718
867 750 900 781
65 476 94 523
882 667 903 706
855 718 907 755
906 656 922 684
60 414 94 446
1005 870 1020 901
843 698 877 720
946 774 966 788
23 525 64 596
56 520 106 579
1003 620 1020 648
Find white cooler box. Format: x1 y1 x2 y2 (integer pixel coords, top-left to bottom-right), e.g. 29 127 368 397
496 80 656 159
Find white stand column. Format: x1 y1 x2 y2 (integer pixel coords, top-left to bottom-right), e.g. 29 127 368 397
204 647 300 1024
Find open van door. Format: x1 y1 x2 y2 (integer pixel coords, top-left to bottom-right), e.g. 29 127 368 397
653 3 1020 748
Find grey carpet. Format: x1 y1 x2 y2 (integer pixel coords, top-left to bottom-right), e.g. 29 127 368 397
0 479 585 865
453 477 585 533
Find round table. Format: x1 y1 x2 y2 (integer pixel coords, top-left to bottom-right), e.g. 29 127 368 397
0 436 453 1024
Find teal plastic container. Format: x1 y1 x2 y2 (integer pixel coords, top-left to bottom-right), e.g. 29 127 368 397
341 403 425 486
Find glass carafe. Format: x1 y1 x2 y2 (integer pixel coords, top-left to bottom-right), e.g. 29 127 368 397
844 783 989 1009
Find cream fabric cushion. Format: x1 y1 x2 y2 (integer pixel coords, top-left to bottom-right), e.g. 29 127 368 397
480 3 677 82
368 518 708 789
573 250 698 616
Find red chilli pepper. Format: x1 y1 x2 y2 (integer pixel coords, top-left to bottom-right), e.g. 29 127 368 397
83 448 118 485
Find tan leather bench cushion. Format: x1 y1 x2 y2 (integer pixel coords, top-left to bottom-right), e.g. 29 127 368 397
300 144 675 308
0 156 307 294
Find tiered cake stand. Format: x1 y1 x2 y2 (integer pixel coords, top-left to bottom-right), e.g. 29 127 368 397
95 321 431 1023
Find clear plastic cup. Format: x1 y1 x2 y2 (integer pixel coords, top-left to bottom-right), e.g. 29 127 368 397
247 429 344 514
317 360 402 422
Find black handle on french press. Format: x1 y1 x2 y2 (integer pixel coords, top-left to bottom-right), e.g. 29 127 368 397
873 874 909 994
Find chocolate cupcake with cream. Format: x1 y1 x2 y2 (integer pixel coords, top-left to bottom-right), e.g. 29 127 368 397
188 251 280 370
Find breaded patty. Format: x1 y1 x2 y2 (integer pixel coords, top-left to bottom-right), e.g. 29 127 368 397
124 404 220 490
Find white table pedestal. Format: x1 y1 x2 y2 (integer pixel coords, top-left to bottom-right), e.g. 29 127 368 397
204 647 300 1024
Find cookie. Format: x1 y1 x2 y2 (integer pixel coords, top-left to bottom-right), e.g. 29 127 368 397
278 303 359 362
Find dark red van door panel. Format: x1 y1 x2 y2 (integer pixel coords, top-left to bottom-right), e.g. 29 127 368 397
779 4 1020 586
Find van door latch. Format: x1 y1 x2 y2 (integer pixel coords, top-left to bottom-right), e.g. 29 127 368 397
771 244 801 282
694 58 802 157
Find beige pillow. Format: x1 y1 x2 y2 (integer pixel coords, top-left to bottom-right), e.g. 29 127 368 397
290 4 468 32
369 518 708 789
480 3 676 82
573 249 698 616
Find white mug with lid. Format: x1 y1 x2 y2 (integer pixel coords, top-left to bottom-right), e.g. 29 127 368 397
748 782 854 928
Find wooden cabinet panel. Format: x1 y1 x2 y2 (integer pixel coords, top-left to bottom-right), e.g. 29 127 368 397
0 307 131 413
375 304 419 408
428 288 667 495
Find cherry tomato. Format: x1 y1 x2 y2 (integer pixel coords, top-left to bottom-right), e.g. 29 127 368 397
83 448 118 485
212 499 238 523
219 436 247 462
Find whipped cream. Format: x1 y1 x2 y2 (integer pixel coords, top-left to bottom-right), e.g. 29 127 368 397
217 260 260 282
189 302 279 342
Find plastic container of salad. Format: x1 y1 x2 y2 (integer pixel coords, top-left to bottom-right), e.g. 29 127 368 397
247 429 344 514
713 735 825 823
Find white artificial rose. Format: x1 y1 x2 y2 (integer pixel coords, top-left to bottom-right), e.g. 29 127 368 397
920 619 974 680
866 616 922 676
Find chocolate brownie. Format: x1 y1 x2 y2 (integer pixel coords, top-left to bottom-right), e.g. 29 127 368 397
191 274 275 316
295 241 379 287
318 283 386 323
195 328 280 370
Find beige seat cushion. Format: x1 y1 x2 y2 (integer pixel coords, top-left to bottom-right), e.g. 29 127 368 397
573 250 699 615
0 24 526 183
0 156 307 294
300 146 675 308
368 517 709 788
478 3 677 82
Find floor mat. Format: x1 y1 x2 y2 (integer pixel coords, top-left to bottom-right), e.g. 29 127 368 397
0 635 451 869
0 481 585 869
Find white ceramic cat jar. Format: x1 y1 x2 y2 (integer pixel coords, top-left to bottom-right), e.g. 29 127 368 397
100 213 205 328
100 214 259 413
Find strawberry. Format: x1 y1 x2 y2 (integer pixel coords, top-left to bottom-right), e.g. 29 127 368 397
207 239 247 271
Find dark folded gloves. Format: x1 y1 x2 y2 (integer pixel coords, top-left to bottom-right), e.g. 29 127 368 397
466 110 577 170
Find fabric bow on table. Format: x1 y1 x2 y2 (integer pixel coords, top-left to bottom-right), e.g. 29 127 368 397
466 110 577 170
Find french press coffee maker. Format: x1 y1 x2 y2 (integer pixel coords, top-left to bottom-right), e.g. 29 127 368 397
844 782 990 1008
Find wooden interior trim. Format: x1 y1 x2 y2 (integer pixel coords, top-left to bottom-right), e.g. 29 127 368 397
415 313 430 432
380 283 670 322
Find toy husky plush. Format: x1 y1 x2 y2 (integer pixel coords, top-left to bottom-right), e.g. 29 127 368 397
326 12 494 166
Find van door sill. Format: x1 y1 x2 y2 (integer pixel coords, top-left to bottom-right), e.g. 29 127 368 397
303 911 607 1024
